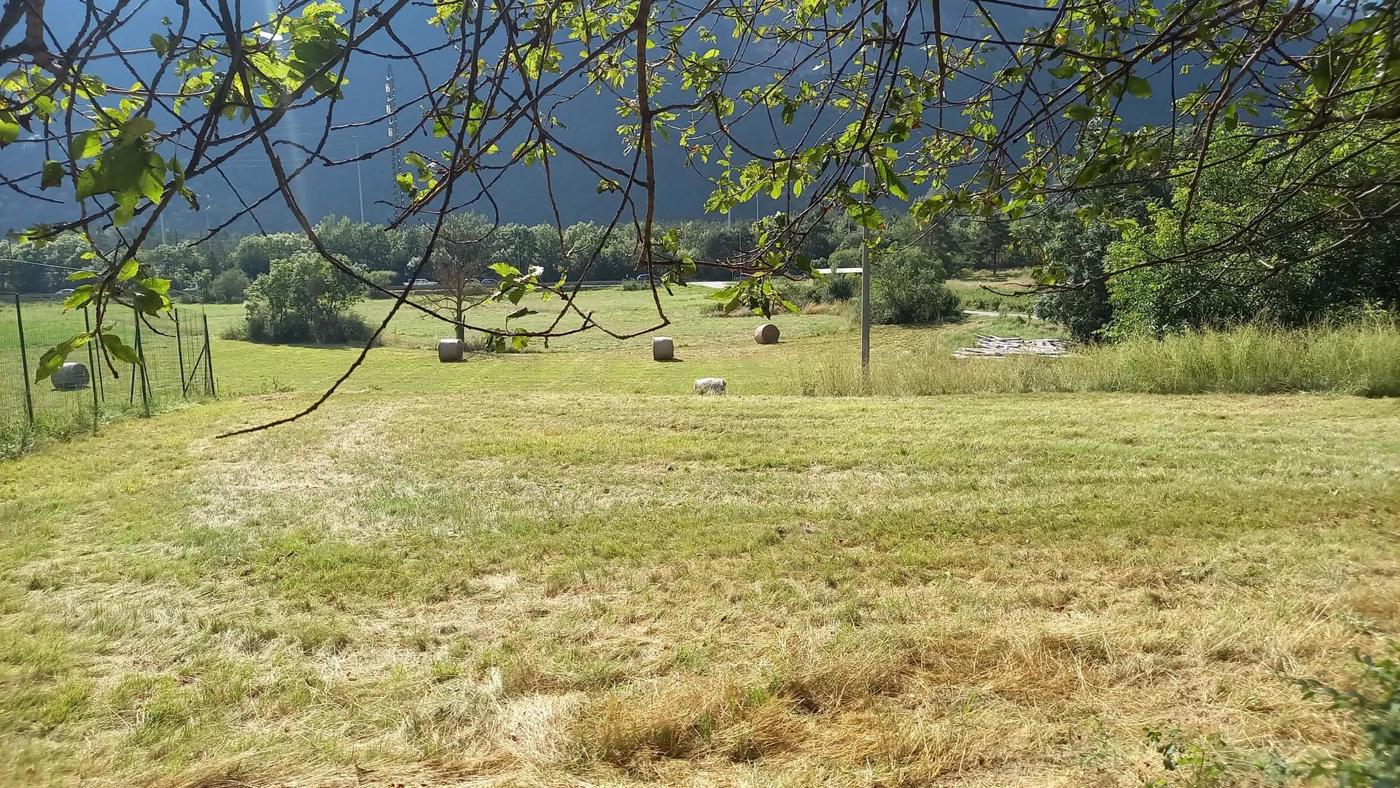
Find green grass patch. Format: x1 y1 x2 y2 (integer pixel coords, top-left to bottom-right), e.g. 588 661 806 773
805 320 1400 397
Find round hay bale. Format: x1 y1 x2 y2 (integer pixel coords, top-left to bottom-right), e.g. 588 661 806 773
754 323 780 344
437 338 464 363
694 377 726 395
51 362 90 391
652 336 674 361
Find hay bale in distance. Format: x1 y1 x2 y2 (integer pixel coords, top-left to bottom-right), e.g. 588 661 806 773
51 362 90 391
437 338 464 363
754 323 780 344
652 336 675 361
694 377 726 395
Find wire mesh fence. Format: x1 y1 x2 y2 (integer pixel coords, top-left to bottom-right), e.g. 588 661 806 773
0 294 215 455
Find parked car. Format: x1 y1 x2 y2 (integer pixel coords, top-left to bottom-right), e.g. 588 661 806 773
53 288 75 297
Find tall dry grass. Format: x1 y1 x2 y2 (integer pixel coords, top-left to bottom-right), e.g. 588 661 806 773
803 318 1400 397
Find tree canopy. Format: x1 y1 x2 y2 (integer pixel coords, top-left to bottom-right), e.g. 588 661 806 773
1 0 1396 428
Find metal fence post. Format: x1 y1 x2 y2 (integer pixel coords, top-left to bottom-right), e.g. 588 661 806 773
173 308 188 398
202 312 216 398
84 306 100 434
133 307 151 417
13 294 34 428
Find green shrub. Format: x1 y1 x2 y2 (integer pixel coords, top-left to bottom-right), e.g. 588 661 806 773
242 252 373 344
825 273 856 301
783 274 858 308
206 268 249 304
246 310 375 345
366 270 398 298
1296 643 1400 785
870 247 959 325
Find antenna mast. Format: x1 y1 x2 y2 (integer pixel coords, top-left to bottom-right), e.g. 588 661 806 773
385 67 400 174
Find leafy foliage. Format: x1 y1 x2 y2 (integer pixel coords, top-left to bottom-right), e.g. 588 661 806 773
242 252 370 344
1104 133 1400 338
1 0 1397 423
869 247 959 326
1296 644 1400 785
207 268 250 304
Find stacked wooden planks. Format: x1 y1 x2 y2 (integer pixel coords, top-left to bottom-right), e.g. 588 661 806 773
952 335 1071 359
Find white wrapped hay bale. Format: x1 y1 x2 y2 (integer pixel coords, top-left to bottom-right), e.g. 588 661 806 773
652 336 674 361
754 323 780 344
51 362 90 391
694 377 726 395
437 338 464 362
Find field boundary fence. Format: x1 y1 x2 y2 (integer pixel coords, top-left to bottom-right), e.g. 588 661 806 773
2 294 216 455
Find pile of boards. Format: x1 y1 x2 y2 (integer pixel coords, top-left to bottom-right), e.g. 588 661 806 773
953 335 1071 359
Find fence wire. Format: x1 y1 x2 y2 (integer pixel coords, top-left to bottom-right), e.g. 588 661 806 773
1 295 215 455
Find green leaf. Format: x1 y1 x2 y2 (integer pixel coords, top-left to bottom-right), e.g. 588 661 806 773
150 33 170 57
41 160 64 189
70 131 101 161
847 202 883 231
1064 104 1094 122
62 285 94 310
35 333 94 382
0 114 19 145
877 159 910 201
1222 103 1239 132
138 151 166 201
100 332 142 366
75 141 153 202
138 276 170 294
1032 263 1067 286
1125 76 1151 98
129 281 171 316
119 116 155 141
1310 60 1331 94
117 258 140 281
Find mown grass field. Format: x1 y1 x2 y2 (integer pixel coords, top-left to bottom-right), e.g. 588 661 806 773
944 268 1039 313
1 288 1398 786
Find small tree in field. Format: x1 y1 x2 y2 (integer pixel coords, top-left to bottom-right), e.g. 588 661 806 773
243 253 369 344
427 214 494 343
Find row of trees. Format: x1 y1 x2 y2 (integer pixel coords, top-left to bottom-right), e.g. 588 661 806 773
207 211 1021 295
0 211 1021 297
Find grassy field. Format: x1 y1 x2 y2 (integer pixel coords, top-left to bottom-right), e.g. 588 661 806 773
1 289 1398 786
0 301 211 456
945 268 1040 313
